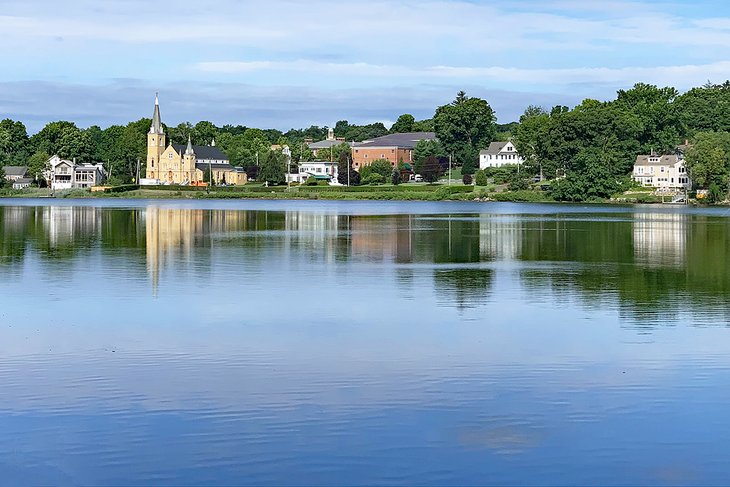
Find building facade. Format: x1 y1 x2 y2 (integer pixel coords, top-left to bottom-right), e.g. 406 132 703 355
632 153 691 190
352 132 436 170
46 156 105 190
479 141 524 169
143 95 246 186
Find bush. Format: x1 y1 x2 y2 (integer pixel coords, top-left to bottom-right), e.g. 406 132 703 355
305 176 319 186
474 169 488 186
391 169 401 185
462 174 473 185
507 175 530 191
362 173 386 185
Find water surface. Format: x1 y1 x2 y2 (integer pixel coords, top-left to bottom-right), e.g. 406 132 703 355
2 199 730 485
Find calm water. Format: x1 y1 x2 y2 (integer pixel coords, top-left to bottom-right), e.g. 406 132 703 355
2 199 730 485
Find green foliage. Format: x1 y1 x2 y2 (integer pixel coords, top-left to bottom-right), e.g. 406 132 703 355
491 190 552 202
31 121 93 161
390 114 415 133
413 139 446 172
203 168 212 184
474 169 488 186
391 169 401 185
422 155 443 183
433 91 496 168
0 166 6 189
362 173 386 185
507 173 530 191
359 159 393 181
337 151 359 185
258 150 286 185
333 120 388 141
549 148 626 201
462 174 473 185
305 176 319 186
27 150 50 180
684 131 730 200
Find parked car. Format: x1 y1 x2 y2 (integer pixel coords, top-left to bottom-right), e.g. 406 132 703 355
414 174 424 182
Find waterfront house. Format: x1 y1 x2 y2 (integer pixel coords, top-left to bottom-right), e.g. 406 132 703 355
12 177 33 189
352 132 436 170
287 160 340 184
479 141 524 169
47 155 106 190
632 153 690 190
4 165 29 182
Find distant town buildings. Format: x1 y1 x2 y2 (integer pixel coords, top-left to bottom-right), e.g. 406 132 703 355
352 132 437 170
143 95 246 186
307 128 349 157
479 141 524 169
46 155 105 190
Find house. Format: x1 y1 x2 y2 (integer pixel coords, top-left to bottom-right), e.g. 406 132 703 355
46 156 106 190
12 177 33 190
287 160 340 184
307 128 350 158
3 166 29 182
352 132 436 170
632 152 691 190
143 95 245 186
479 141 524 169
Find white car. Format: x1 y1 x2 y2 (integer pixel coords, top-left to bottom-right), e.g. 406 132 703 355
413 174 424 182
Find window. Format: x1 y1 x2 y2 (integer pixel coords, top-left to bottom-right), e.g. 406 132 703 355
661 166 665 172
364 154 368 158
168 153 173 159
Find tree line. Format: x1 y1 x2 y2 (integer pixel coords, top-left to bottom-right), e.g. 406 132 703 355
4 82 730 200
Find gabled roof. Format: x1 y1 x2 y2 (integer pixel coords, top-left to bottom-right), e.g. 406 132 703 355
13 177 33 184
357 132 436 149
634 154 681 166
308 139 356 149
479 141 514 156
3 166 28 177
172 144 228 161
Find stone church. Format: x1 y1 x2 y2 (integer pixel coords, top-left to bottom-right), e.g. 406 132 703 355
145 95 247 185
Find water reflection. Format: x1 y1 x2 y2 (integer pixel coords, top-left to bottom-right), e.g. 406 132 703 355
2 203 730 322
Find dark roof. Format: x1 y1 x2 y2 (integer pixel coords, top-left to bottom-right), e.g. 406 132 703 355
172 144 228 161
480 142 510 155
4 166 28 177
308 139 357 149
13 177 33 184
195 162 235 171
634 154 681 166
357 132 436 149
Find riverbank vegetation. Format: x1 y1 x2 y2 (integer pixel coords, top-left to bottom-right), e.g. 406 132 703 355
4 82 730 202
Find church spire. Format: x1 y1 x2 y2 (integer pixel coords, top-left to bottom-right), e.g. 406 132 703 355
150 92 163 134
185 135 194 155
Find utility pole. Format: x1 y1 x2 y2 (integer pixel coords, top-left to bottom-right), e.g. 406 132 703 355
449 153 452 186
136 158 140 184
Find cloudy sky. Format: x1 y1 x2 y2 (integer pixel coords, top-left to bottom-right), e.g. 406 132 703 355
3 0 730 132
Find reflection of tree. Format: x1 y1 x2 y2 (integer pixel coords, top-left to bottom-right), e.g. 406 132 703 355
434 268 493 310
518 213 730 325
428 217 482 264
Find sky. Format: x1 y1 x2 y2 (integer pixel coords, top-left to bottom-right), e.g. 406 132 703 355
3 0 730 132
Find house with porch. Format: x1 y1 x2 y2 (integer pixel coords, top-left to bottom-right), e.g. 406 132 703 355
632 152 691 191
46 155 106 190
479 141 524 169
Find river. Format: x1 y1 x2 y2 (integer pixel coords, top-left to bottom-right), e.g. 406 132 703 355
1 199 730 485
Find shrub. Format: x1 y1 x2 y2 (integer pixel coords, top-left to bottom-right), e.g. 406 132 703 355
462 174 473 185
474 169 488 186
391 169 401 185
362 173 386 185
305 176 319 186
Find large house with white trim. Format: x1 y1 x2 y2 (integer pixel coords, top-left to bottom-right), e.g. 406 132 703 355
632 152 691 191
479 141 524 169
46 155 106 190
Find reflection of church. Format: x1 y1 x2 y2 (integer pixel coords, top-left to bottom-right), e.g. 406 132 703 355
145 95 247 186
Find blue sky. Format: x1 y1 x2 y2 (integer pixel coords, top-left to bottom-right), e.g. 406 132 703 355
3 0 730 132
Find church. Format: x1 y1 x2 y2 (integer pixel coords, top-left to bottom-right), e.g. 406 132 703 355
144 95 247 186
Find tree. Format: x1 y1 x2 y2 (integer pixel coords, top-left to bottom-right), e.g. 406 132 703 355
0 166 6 189
390 114 415 133
462 174 473 185
433 91 496 173
684 131 730 200
360 159 392 181
27 151 50 181
422 155 443 183
362 173 385 185
475 169 488 186
31 121 93 161
337 151 359 185
258 150 286 185
203 167 212 185
413 139 446 173
391 168 401 185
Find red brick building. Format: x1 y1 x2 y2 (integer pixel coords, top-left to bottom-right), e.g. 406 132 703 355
351 132 437 170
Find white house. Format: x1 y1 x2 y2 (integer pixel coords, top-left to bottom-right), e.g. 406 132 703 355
479 141 524 169
632 153 690 191
286 160 340 184
46 155 105 190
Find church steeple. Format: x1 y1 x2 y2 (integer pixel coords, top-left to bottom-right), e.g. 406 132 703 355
150 93 163 134
185 135 194 155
